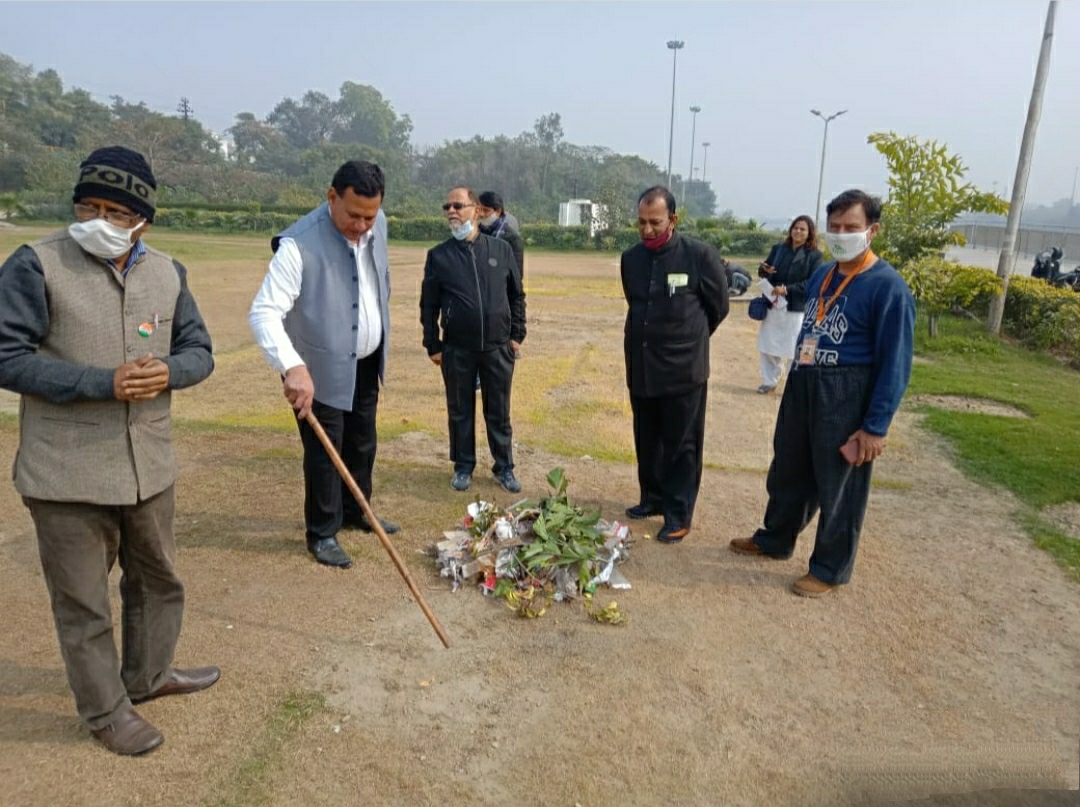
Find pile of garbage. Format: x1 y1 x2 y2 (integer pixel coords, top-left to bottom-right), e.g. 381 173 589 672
427 468 631 622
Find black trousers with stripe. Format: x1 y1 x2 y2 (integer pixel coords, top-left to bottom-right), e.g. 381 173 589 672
752 365 875 584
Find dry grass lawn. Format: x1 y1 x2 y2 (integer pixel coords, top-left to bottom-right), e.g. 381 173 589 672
0 227 1077 806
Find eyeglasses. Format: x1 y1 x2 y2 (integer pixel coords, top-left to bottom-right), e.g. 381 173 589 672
73 203 142 229
442 202 475 212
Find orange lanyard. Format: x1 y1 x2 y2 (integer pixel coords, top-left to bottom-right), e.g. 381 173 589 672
815 250 877 326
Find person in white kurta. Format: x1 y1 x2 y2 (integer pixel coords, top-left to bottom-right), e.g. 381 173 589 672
756 215 824 393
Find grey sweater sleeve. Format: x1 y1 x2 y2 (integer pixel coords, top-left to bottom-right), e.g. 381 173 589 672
0 246 115 402
161 258 214 389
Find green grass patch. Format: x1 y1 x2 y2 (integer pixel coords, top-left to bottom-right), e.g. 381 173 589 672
909 314 1080 509
910 313 1080 580
206 690 327 807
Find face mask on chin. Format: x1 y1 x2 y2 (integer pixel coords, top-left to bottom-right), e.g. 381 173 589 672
823 229 870 262
450 219 474 241
642 226 673 251
479 214 498 227
68 218 142 260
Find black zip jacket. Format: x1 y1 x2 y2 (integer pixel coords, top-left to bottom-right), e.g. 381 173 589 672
420 233 526 355
621 231 730 398
759 242 823 313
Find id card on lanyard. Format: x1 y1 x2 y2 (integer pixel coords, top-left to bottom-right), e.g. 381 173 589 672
799 250 877 366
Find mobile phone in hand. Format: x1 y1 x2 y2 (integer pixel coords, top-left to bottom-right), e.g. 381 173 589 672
840 438 860 465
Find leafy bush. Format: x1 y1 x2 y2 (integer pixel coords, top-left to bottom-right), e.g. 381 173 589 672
898 257 1003 337
154 208 296 233
512 223 590 250
385 216 446 242
1003 276 1080 358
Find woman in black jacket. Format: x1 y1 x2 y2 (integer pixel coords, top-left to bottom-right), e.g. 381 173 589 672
755 215 823 393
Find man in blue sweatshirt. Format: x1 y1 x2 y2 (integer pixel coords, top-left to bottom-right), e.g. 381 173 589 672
729 189 915 597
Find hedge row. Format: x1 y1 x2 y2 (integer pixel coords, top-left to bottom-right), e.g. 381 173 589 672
999 276 1080 359
945 265 1080 361
17 204 780 256
153 209 782 254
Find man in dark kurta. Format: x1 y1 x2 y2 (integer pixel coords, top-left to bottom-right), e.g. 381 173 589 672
620 186 730 544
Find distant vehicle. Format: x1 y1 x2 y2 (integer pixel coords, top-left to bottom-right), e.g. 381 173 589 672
1052 264 1080 293
1031 247 1079 291
723 260 752 297
1031 247 1063 281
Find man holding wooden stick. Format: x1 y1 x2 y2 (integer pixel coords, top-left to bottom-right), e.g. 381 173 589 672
249 160 398 569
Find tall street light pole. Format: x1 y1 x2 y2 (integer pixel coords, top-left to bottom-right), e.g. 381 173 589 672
665 40 684 189
687 105 701 196
811 108 847 229
701 141 710 184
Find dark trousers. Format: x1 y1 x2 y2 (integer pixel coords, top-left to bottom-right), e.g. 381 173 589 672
441 343 515 475
26 486 184 730
630 384 708 530
753 365 875 585
297 353 380 543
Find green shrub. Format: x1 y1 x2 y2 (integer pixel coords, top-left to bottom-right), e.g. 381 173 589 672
1004 276 1080 358
385 216 446 242
898 257 1003 337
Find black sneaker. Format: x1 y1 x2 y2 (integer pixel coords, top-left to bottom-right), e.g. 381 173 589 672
494 470 522 494
451 472 472 491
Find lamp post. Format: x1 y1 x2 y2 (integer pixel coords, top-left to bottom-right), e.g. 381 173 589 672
665 40 684 189
687 105 701 195
811 108 847 228
701 141 710 184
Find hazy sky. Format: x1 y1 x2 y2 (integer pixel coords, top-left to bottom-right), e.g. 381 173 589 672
2 1 1077 223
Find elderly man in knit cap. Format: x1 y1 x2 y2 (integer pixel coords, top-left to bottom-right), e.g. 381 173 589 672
0 146 218 756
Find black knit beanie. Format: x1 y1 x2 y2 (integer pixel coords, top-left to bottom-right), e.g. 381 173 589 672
73 146 157 223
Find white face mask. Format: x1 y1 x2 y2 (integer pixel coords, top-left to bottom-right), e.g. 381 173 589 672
450 219 474 241
823 228 871 262
479 214 498 227
68 218 142 260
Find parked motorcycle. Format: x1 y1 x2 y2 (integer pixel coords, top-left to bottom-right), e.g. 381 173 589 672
1052 264 1080 292
1030 247 1079 291
1031 247 1063 281
723 260 752 296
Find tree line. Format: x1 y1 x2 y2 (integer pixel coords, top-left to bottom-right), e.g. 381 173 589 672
0 52 719 224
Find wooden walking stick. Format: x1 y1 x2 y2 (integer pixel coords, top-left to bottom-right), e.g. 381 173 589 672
304 411 452 649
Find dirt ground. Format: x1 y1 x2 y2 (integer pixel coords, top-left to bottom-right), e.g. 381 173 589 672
0 233 1077 806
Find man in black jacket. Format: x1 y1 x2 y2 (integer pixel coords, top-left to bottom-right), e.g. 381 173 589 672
621 186 730 543
420 187 527 493
478 191 526 281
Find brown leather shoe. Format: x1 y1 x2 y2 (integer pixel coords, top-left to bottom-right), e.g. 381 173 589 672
729 537 787 559
130 666 221 705
91 708 164 756
791 573 836 598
